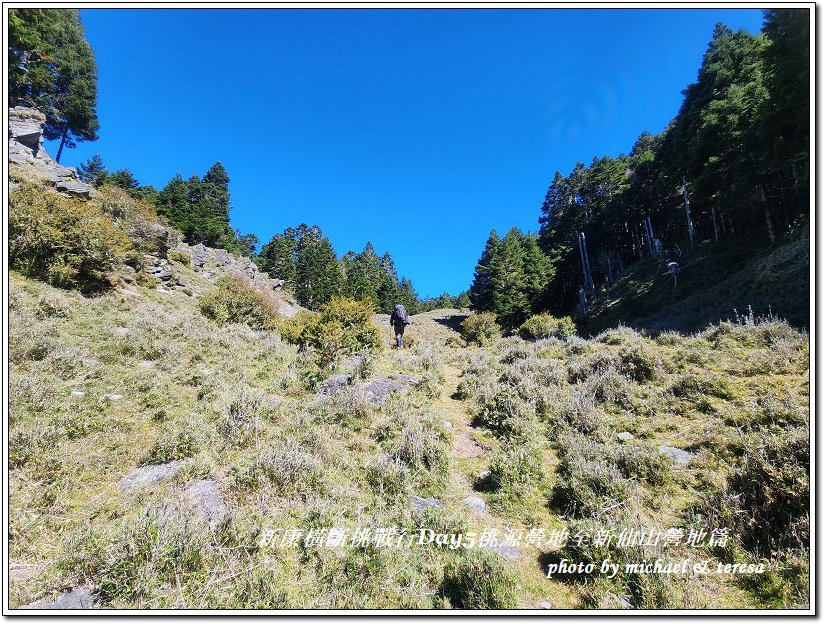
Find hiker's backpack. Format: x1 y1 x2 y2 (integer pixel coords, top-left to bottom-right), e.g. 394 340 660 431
394 304 411 325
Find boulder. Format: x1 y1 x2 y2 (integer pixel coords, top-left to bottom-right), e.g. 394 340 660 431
8 107 46 151
658 445 692 466
24 587 99 610
361 377 407 404
391 373 421 386
318 374 352 397
185 479 227 526
616 432 635 442
119 460 187 492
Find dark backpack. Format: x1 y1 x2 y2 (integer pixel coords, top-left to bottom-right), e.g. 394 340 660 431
393 304 411 325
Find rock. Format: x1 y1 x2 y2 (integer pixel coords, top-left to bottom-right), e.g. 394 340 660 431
137 360 155 369
442 420 453 429
536 601 554 609
341 355 363 372
277 300 301 318
103 394 123 402
25 587 99 609
317 374 352 397
616 432 635 442
54 179 91 198
185 479 227 526
113 327 130 336
119 460 187 492
215 250 232 266
462 496 486 513
410 495 443 512
360 377 407 404
156 267 174 280
9 562 42 581
477 470 491 480
485 542 523 561
9 107 46 151
192 243 209 267
391 373 421 386
70 390 86 398
263 395 284 408
658 445 692 466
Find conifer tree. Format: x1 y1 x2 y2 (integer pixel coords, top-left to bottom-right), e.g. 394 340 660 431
76 153 107 186
469 229 501 312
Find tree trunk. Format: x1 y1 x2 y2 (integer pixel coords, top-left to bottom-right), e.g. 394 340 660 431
55 128 68 163
760 184 776 242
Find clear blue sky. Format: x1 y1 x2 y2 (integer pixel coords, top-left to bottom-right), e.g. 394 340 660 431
49 8 765 298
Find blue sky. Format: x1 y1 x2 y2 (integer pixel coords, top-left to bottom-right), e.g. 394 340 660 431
50 8 765 298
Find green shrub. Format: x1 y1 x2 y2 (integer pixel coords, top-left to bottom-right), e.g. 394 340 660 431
167 249 191 265
440 549 518 609
9 182 131 290
487 439 544 491
234 439 325 495
461 313 500 346
618 342 661 382
269 310 317 344
299 297 383 367
199 276 280 327
475 387 537 439
145 427 198 464
518 313 576 340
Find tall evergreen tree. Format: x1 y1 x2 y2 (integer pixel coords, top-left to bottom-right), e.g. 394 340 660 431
9 9 100 162
76 153 107 186
469 229 502 312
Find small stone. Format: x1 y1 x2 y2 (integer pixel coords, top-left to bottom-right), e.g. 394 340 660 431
200 369 213 376
103 394 123 402
119 460 187 492
537 601 553 609
442 420 453 429
658 445 692 466
410 495 443 512
462 496 486 513
477 470 491 480
137 360 155 369
70 390 86 398
392 373 421 386
616 432 634 442
113 327 130 336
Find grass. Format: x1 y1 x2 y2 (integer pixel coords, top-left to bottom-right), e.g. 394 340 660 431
7 182 810 610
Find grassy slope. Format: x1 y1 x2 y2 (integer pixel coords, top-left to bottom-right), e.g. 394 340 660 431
9 264 810 608
578 226 810 336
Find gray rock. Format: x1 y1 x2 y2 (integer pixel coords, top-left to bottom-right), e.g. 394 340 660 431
54 179 91 198
318 374 352 397
617 432 635 442
462 496 486 513
215 250 232 266
191 243 209 267
477 470 491 480
113 327 130 336
485 542 523 561
658 445 692 466
185 479 227 526
103 394 123 401
391 373 421 386
70 390 86 398
137 360 155 369
156 267 174 280
119 460 187 492
8 107 46 150
26 587 99 609
361 377 408 404
442 420 453 429
410 495 443 512
536 601 553 609
277 300 301 318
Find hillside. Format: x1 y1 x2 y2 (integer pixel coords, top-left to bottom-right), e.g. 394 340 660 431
577 227 810 336
9 229 810 609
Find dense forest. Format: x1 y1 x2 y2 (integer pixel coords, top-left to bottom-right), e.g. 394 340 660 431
469 9 809 327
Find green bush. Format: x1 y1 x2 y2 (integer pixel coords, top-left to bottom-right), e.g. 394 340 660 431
299 297 383 367
518 313 576 340
167 249 191 265
145 428 198 464
199 276 280 327
440 549 519 609
9 182 131 290
461 313 500 346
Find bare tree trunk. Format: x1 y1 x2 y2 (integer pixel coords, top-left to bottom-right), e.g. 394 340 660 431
55 128 68 163
760 184 776 242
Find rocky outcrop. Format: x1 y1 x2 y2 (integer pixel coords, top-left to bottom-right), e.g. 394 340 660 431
22 587 100 610
8 107 92 198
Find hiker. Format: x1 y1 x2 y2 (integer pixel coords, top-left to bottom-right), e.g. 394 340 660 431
664 261 681 286
389 304 411 348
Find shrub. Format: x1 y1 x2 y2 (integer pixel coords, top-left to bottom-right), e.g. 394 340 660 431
392 420 449 477
519 313 576 340
487 439 545 491
270 310 317 344
145 427 199 464
234 439 325 495
9 182 131 290
461 313 500 346
300 297 383 366
440 549 518 609
199 276 280 327
475 388 537 439
617 342 661 382
167 249 191 265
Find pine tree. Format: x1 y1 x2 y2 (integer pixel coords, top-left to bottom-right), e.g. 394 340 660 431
259 227 299 284
469 229 501 312
76 153 107 186
491 228 531 329
9 9 100 162
108 169 139 190
294 228 343 310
